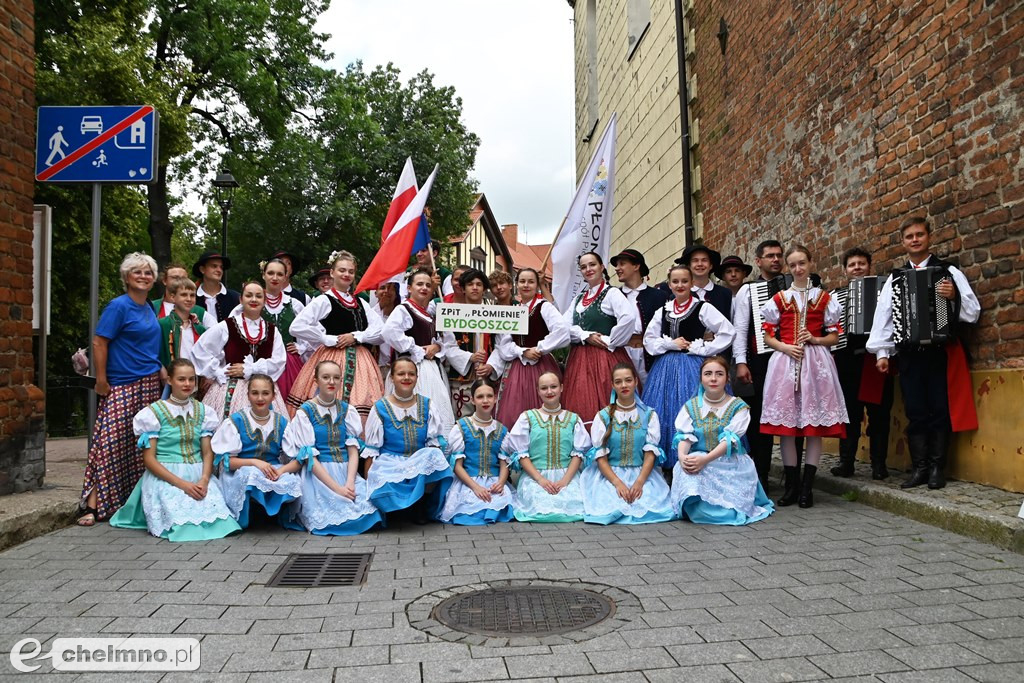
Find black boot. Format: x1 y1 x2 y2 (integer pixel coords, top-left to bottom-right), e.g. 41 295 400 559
830 439 856 477
798 464 817 508
777 466 801 507
928 430 950 489
900 433 930 489
869 432 889 480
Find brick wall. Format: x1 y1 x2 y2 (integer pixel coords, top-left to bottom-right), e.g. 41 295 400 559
689 0 1023 368
0 0 45 494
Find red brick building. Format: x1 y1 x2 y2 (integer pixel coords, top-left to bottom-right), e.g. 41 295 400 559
0 0 45 494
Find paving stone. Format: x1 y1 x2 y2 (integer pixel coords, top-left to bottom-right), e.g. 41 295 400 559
504 653 594 678
957 616 1024 639
222 650 309 672
743 634 837 659
808 650 912 677
884 643 989 669
178 618 254 635
422 656 508 682
390 641 471 663
250 617 324 634
276 631 353 650
831 609 918 630
666 641 758 666
725 656 828 683
644 664 741 683
101 616 185 633
585 646 676 673
619 625 702 648
695 620 778 642
960 636 1024 663
248 671 334 683
956 662 1024 683
815 628 911 652
332 662 422 682
307 645 391 669
876 670 978 682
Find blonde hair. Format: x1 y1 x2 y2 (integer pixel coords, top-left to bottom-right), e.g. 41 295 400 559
166 277 196 295
119 252 158 291
330 250 356 268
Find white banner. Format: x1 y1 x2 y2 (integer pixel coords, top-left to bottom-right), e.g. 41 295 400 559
551 113 617 312
435 303 528 335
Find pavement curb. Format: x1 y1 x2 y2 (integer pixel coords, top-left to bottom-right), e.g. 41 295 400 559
0 499 78 553
771 462 1024 554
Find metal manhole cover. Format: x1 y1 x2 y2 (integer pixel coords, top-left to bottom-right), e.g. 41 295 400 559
266 553 372 587
433 586 615 636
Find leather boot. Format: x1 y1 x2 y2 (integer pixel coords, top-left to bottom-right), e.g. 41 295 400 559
777 466 801 507
869 432 889 480
798 464 817 508
830 439 856 477
928 430 950 489
900 433 930 489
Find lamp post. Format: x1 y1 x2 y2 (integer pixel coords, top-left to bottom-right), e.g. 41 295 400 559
212 169 239 284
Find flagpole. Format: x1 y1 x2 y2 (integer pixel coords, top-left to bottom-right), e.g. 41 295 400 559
537 214 568 302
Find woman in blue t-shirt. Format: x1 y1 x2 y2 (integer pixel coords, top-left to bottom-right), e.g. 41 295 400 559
79 252 165 526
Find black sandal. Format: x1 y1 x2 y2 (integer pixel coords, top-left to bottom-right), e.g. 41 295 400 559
76 506 98 527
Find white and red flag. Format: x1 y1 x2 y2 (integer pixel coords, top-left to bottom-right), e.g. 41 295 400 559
380 157 418 242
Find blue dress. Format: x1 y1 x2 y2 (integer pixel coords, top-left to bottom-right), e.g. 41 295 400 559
670 395 774 525
507 409 590 523
642 299 735 468
364 396 453 516
110 399 241 541
281 401 384 535
211 409 302 528
439 418 516 525
581 404 677 525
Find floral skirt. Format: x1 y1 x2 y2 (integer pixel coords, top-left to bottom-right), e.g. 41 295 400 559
276 351 305 406
563 345 633 427
495 355 562 429
287 345 384 422
81 372 161 520
761 346 848 437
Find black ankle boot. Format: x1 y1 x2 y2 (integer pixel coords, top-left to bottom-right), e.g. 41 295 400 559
869 432 889 480
777 466 801 507
928 431 950 489
900 433 930 489
830 441 855 478
798 464 817 508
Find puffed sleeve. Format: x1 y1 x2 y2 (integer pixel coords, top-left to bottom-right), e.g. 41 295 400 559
201 405 220 437
446 423 466 462
690 304 736 356
354 299 384 346
673 403 697 446
425 400 445 448
644 409 662 455
200 310 217 330
537 302 570 354
589 410 611 460
571 415 591 459
289 294 335 347
362 405 384 459
824 290 844 333
189 321 230 383
564 296 586 344
721 400 751 456
504 413 532 466
282 408 317 471
132 404 160 447
444 337 474 377
486 347 506 377
243 326 286 381
866 275 895 359
643 305 677 356
732 284 752 365
947 265 981 324
343 403 363 447
382 306 424 363
759 293 782 337
602 287 639 351
210 417 242 470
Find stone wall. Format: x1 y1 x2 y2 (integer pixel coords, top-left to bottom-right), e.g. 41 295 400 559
0 0 45 494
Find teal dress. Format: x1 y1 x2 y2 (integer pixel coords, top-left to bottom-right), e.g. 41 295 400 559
507 409 589 522
110 399 241 541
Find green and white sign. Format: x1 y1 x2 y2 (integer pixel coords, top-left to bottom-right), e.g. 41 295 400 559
436 303 528 334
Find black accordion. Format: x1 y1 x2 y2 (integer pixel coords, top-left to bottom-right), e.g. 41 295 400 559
847 275 882 336
891 266 959 347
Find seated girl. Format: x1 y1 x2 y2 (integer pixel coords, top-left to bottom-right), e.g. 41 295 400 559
670 356 774 525
439 378 516 525
211 374 302 527
505 371 590 523
110 359 241 541
281 360 384 535
582 363 676 525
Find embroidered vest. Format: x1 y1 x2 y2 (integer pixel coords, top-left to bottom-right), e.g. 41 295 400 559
596 406 651 467
224 317 276 364
150 399 206 464
683 397 747 453
262 300 298 344
525 410 579 470
300 401 351 463
402 302 435 346
457 418 508 478
516 300 550 348
377 396 430 456
322 294 368 336
661 301 706 342
572 287 615 336
158 313 206 368
232 411 286 464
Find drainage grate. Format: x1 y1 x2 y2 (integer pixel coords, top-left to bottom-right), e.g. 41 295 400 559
266 553 372 587
433 586 615 637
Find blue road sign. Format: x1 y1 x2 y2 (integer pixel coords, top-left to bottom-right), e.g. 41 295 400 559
35 105 159 184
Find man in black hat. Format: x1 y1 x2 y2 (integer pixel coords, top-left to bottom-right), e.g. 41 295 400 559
676 244 732 321
271 250 309 304
715 255 753 298
612 248 671 382
192 251 240 324
307 267 332 296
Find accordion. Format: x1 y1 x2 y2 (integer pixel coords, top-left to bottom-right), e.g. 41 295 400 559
750 273 822 355
846 276 882 336
831 287 848 352
891 266 959 347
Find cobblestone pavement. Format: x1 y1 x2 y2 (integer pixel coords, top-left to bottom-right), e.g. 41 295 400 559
2 493 1024 682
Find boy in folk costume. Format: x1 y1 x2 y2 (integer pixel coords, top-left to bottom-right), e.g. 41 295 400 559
192 251 240 325
612 248 671 383
158 277 207 370
445 268 506 418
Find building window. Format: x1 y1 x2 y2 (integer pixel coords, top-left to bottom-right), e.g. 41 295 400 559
470 246 487 274
626 0 651 60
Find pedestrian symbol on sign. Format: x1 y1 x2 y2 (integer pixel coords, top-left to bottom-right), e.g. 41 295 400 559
45 126 68 166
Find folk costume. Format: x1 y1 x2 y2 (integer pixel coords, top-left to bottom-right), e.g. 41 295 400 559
152 298 215 328
439 418 516 525
621 282 671 382
260 291 307 403
211 409 301 527
190 312 288 420
287 288 385 421
670 393 774 525
446 324 506 420
506 408 590 523
158 310 206 370
109 398 241 541
195 283 240 325
281 400 384 535
581 403 675 525
643 298 735 467
380 301 457 436
759 287 848 437
562 282 637 426
731 276 777 486
494 295 570 428
363 395 454 516
691 280 734 323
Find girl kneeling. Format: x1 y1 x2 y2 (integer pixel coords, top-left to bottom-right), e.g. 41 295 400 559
211 374 302 527
506 372 590 523
110 359 241 541
671 356 774 525
582 363 676 525
281 360 384 535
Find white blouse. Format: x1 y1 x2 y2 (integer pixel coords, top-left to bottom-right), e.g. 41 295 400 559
588 405 661 460
381 303 454 364
564 283 637 351
189 313 287 384
643 300 736 357
210 408 284 457
674 397 750 446
496 299 570 364
759 287 843 331
446 420 511 461
504 409 592 461
133 399 220 438
282 401 363 461
363 397 445 458
288 290 383 350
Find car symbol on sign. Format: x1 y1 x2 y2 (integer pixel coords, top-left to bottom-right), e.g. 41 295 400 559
80 116 103 135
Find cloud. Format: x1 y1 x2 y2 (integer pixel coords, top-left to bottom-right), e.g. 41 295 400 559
319 0 576 244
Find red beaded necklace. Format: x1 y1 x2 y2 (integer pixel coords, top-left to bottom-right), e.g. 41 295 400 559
581 282 605 307
264 291 283 309
673 296 694 315
331 288 359 309
240 316 264 345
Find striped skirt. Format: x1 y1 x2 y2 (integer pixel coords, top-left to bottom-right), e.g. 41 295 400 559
286 345 384 423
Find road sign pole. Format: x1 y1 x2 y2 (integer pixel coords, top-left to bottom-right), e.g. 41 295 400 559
87 183 101 449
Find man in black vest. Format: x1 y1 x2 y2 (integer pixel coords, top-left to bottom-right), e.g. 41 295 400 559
192 251 240 324
676 245 732 321
612 248 671 382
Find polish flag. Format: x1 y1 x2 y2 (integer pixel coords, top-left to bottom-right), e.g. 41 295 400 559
357 165 439 294
381 158 418 242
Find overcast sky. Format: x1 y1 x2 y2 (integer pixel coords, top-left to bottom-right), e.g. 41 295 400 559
319 0 577 245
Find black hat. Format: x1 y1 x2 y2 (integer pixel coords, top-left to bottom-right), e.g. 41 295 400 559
714 255 754 280
192 251 232 278
271 250 300 274
675 244 722 271
610 248 650 277
307 267 331 291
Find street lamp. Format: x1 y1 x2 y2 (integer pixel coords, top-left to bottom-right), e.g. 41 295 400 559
212 169 239 283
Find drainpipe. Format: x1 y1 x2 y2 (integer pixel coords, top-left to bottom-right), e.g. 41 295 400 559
674 0 696 248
